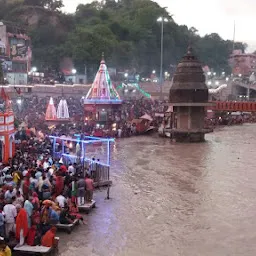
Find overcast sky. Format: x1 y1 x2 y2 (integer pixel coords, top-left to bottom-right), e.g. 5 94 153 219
62 0 256 51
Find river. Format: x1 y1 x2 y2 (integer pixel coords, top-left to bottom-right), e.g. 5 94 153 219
59 124 256 256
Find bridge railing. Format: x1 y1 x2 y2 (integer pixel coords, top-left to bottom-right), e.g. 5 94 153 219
208 101 256 112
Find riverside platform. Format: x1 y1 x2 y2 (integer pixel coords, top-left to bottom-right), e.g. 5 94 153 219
78 200 96 213
13 237 59 255
56 219 79 234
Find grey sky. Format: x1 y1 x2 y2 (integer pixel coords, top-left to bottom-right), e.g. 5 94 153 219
62 0 256 51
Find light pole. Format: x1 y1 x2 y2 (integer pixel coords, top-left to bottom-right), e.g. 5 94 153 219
157 16 168 100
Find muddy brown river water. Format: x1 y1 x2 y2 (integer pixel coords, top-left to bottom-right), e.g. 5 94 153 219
58 124 256 256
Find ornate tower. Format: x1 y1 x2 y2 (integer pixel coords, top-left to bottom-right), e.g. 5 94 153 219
84 53 122 123
85 53 121 101
168 47 213 142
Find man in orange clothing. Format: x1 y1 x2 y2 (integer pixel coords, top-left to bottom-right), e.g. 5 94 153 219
41 226 57 247
16 205 29 246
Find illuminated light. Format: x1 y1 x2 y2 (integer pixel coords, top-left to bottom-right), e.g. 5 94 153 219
124 73 128 78
239 74 242 77
16 99 22 104
222 72 225 75
45 97 57 121
132 89 136 92
226 77 229 81
57 99 70 119
215 81 219 85
85 56 122 103
72 69 77 74
69 142 73 148
207 72 211 75
157 17 168 22
152 70 156 74
31 67 37 72
207 81 212 85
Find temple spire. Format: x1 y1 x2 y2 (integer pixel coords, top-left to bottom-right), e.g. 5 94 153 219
45 97 57 121
85 55 121 101
101 52 105 64
57 99 70 119
187 45 192 55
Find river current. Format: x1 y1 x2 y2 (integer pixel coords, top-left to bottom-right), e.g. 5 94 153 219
59 124 256 256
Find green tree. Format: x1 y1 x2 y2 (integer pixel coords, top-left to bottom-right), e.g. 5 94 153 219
0 0 248 77
23 0 63 11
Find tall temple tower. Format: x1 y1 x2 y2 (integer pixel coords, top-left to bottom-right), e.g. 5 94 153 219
167 47 213 142
84 53 122 123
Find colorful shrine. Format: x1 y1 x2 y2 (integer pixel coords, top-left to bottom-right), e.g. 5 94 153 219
84 54 122 123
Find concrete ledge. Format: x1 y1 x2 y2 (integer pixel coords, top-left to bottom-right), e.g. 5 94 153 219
78 200 96 213
56 219 79 234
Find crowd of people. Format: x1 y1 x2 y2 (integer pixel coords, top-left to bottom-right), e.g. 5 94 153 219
0 139 95 254
11 96 166 139
10 96 256 141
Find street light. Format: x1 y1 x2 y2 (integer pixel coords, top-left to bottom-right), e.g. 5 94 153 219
31 67 37 72
157 16 169 100
124 73 128 78
152 70 156 74
72 69 77 74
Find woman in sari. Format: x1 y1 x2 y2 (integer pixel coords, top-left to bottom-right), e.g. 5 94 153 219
21 176 30 200
68 201 85 224
16 206 29 246
55 174 64 196
32 192 40 210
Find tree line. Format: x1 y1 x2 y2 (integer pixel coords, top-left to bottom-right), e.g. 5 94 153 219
0 0 247 78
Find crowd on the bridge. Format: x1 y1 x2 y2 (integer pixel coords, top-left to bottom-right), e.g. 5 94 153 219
0 137 96 253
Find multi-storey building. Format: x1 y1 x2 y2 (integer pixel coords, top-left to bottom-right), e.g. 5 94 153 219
0 21 32 84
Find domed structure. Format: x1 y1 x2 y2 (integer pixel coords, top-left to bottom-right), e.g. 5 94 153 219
164 47 213 142
169 47 208 103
